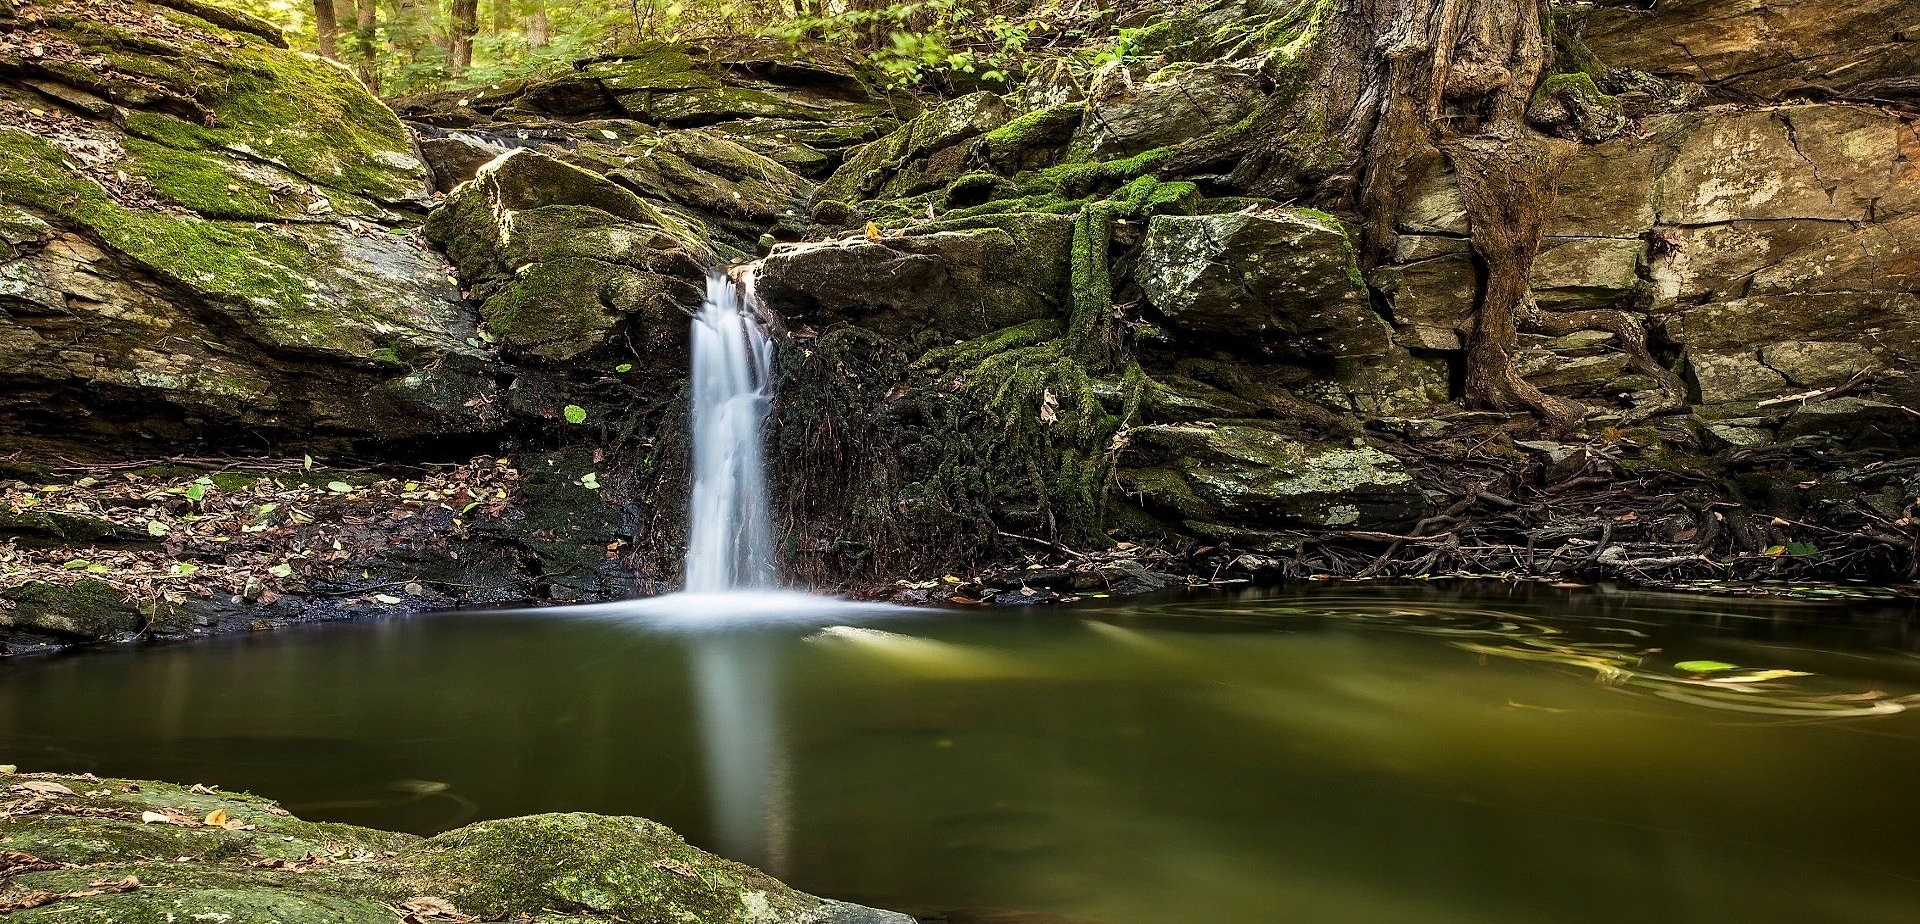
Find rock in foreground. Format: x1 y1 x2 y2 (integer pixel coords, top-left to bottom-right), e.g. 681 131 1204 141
0 770 913 924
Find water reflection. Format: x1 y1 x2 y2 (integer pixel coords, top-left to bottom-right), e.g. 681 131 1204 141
690 631 791 874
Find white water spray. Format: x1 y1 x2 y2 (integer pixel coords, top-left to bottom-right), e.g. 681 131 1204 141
683 270 775 593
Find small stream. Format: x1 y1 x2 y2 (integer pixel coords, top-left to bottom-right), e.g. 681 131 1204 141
7 583 1920 923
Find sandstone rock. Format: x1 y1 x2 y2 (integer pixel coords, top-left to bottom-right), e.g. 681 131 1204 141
1075 63 1262 158
1532 237 1645 308
754 212 1073 340
0 3 498 449
812 92 1009 206
1121 423 1425 530
425 149 707 362
1780 397 1920 444
1686 351 1789 404
1760 341 1880 389
1138 209 1389 361
1586 0 1919 106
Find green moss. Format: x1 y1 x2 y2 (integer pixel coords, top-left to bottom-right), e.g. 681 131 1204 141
1534 72 1619 109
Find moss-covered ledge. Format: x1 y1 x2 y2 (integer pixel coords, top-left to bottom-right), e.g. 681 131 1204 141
0 770 913 923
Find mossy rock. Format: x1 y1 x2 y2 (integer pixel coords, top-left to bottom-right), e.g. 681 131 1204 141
1120 422 1426 529
1137 208 1388 362
397 814 904 923
0 579 140 641
754 211 1074 342
0 772 908 924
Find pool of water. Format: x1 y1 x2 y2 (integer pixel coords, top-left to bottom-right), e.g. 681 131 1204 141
7 583 1920 923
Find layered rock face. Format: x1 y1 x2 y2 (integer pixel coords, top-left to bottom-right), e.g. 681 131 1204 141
0 0 504 448
5 0 1920 627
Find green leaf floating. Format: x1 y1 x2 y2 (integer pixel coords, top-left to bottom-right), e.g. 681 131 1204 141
1676 660 1737 673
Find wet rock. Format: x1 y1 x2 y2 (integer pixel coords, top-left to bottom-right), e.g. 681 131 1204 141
0 580 141 642
754 212 1073 340
1137 208 1388 361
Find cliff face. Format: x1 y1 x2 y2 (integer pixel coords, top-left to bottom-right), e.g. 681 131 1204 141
2 0 1919 648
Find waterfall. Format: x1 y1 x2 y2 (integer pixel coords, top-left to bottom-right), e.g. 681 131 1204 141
683 270 775 593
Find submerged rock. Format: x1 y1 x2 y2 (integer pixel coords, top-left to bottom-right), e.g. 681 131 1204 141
0 770 912 924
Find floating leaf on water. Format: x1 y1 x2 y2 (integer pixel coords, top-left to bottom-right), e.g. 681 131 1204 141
1675 660 1737 673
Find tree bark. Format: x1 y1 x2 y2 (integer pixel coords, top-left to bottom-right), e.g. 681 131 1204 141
527 0 549 48
350 0 378 91
311 0 340 60
451 0 478 73
1215 0 1588 429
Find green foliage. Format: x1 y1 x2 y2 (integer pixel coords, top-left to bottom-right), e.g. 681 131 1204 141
563 404 589 424
763 0 1046 89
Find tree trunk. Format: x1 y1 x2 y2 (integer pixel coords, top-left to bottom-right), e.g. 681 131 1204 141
1218 0 1586 429
451 0 478 73
527 0 549 48
351 0 378 91
311 0 340 59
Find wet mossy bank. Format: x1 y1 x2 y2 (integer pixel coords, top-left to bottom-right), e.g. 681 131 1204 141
0 770 911 923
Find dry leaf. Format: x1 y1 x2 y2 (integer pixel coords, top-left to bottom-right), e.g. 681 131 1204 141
863 220 882 242
398 896 473 922
652 858 700 878
205 809 229 826
13 781 74 796
190 783 216 794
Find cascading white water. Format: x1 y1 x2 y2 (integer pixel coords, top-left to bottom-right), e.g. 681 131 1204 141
683 270 776 593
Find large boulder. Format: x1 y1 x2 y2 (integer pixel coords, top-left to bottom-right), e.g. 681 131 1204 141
1120 423 1426 531
0 771 912 924
810 91 1011 208
0 0 501 450
753 212 1073 340
1074 63 1263 158
1137 208 1390 361
424 149 708 362
400 814 908 923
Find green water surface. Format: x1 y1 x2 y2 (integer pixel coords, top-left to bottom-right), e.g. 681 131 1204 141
6 583 1920 924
